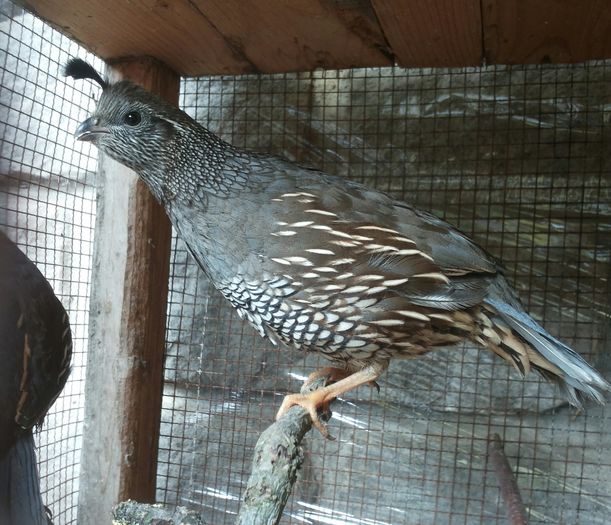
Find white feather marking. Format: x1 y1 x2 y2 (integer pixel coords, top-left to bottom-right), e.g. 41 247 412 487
323 284 345 291
429 313 454 323
306 248 335 255
355 298 377 309
356 275 385 282
345 339 367 348
325 312 340 323
330 240 360 247
291 221 314 227
329 230 355 239
356 225 400 234
311 300 331 309
351 235 374 241
336 321 354 332
413 272 450 283
334 306 356 314
365 286 387 295
271 230 297 236
302 272 319 278
269 278 289 288
310 224 333 231
372 319 405 327
342 285 370 294
285 256 314 266
389 236 416 244
271 257 290 266
331 258 356 266
281 192 316 198
397 311 430 321
298 198 314 203
314 267 338 273
396 249 422 256
319 329 331 339
365 244 399 252
305 209 337 216
271 198 283 202
383 278 409 287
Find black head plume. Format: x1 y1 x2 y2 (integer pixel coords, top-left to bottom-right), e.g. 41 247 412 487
63 58 108 89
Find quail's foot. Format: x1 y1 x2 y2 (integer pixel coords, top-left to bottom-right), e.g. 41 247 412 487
276 364 387 439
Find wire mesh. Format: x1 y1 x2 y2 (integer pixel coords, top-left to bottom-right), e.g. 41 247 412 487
2 1 610 522
157 63 611 524
0 2 101 523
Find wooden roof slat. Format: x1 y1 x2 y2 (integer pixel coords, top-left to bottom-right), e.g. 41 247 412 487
482 0 611 64
188 0 392 74
23 0 392 76
23 0 252 76
370 0 483 67
20 1 611 76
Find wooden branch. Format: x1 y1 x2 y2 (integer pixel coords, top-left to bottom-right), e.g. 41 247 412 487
236 377 329 525
112 500 203 525
487 434 528 525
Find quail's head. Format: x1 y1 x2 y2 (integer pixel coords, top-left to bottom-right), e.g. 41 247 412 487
65 58 192 174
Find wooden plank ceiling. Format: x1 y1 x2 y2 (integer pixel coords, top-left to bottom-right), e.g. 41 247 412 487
21 0 611 76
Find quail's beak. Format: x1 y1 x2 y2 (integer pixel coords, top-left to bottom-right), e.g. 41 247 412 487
75 117 110 142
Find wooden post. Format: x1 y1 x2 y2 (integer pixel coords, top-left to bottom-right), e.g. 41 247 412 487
77 58 178 524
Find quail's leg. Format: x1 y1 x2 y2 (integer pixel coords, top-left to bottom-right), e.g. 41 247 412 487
303 366 380 392
276 363 387 438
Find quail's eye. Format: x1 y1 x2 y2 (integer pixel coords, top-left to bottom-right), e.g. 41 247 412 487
123 111 141 126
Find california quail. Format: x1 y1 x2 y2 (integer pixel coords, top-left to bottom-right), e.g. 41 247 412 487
0 230 72 524
66 59 609 436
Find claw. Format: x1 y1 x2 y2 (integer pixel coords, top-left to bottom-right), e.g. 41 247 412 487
276 363 387 439
276 390 335 439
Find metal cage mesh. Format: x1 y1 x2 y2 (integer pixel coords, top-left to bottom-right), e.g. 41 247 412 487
1 2 610 523
157 64 610 524
0 3 101 523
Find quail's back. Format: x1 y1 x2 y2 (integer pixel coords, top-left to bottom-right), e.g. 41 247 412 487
68 60 609 434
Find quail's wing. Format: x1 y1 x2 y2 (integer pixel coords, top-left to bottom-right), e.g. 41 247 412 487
249 165 500 313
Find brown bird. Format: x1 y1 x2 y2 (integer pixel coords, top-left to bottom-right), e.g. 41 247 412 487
0 230 72 523
66 59 609 437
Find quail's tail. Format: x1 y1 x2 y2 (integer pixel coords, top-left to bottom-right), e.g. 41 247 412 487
0 432 52 525
481 276 610 408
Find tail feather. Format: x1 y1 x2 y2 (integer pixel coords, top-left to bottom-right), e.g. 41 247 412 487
0 432 51 525
486 297 610 408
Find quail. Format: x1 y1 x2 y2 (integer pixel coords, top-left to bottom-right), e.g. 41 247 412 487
66 59 609 437
0 230 72 524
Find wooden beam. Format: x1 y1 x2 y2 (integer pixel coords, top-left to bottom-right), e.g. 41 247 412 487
22 0 253 75
188 0 392 73
370 0 483 67
77 58 176 524
22 0 391 75
482 0 611 64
